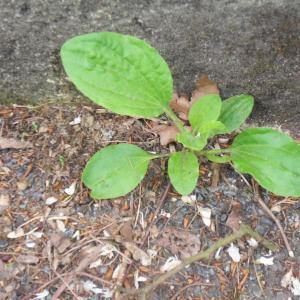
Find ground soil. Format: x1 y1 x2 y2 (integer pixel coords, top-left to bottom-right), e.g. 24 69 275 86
0 103 299 300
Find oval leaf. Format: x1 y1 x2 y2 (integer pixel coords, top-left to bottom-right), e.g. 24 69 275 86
82 144 152 199
231 128 300 196
188 94 222 132
218 94 254 134
168 152 199 195
61 32 173 118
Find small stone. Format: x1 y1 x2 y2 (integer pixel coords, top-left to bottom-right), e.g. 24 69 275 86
0 240 8 249
0 194 10 214
17 180 29 191
17 255 39 264
84 114 94 128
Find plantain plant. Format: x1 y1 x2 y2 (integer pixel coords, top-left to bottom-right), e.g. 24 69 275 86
60 32 300 200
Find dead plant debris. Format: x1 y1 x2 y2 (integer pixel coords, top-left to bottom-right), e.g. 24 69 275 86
0 103 299 300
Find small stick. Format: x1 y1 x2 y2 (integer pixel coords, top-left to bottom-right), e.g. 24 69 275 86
170 280 214 300
252 180 294 257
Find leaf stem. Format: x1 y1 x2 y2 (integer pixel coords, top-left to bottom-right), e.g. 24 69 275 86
163 106 186 133
200 148 231 156
151 152 172 159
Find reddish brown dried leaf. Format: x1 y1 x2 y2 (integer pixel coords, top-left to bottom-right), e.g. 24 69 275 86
226 200 241 231
119 220 133 241
157 227 201 259
152 124 179 146
170 93 190 120
191 75 219 104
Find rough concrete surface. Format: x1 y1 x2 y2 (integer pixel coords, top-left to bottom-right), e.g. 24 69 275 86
0 0 299 130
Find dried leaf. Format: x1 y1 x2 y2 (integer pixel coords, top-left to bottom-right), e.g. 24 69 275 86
33 290 49 299
152 124 179 146
89 258 103 269
69 115 81 125
134 270 147 289
157 227 200 259
45 197 58 206
170 93 190 120
247 238 258 248
191 75 219 104
181 194 196 206
64 181 76 195
197 206 212 227
0 137 33 149
160 256 181 272
291 277 300 296
119 220 133 241
123 241 151 266
227 243 241 262
256 256 274 266
226 201 241 231
56 220 66 232
281 269 293 288
7 228 25 239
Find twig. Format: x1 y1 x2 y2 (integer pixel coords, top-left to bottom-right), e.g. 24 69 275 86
252 180 294 257
252 258 265 297
211 163 220 187
51 245 104 300
170 280 214 300
120 224 278 299
53 269 80 300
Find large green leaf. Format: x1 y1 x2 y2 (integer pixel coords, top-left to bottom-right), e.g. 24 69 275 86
231 128 300 196
188 94 222 133
61 32 173 118
82 144 152 199
168 152 199 195
218 94 254 134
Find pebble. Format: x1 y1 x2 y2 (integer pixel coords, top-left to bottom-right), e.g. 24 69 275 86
0 194 10 214
17 180 29 191
0 239 8 249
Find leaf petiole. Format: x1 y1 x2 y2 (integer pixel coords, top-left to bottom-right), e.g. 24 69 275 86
200 148 231 156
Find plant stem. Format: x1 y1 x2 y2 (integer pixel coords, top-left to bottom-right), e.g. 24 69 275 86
163 106 186 133
151 152 172 159
200 148 231 156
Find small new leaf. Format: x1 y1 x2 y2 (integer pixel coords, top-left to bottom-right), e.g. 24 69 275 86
82 144 152 199
218 94 254 133
231 128 300 196
188 94 222 133
168 152 199 195
176 131 208 151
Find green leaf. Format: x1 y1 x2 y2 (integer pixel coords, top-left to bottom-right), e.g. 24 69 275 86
176 131 208 151
218 94 254 134
231 128 300 196
200 121 226 137
82 144 152 199
206 153 231 163
61 32 173 118
168 152 199 195
188 94 222 132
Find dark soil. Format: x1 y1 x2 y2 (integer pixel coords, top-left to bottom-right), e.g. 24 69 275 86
0 103 299 300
